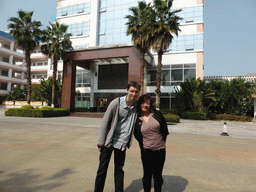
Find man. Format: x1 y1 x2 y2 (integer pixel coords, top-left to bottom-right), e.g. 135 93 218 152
94 81 141 192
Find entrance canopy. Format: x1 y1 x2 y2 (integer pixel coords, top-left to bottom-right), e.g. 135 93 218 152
61 45 147 109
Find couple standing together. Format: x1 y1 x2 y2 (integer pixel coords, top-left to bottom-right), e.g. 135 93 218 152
94 81 169 192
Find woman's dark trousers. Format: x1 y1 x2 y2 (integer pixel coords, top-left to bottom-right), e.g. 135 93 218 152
141 148 166 192
94 147 126 192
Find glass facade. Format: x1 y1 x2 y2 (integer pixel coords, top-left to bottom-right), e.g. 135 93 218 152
56 3 90 18
169 34 203 52
66 22 89 37
147 64 196 86
98 0 143 46
76 68 91 87
178 5 203 24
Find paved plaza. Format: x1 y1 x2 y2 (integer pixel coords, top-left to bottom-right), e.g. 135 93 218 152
0 108 256 192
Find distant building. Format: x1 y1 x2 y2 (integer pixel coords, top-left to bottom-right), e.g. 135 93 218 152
204 74 256 83
0 30 26 96
30 45 63 84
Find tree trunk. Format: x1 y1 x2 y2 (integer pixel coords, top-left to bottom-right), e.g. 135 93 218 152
25 51 31 104
140 49 145 95
155 51 163 110
51 55 58 108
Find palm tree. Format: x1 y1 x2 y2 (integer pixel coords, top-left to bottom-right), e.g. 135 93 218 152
149 0 182 109
41 22 72 108
8 10 42 104
175 78 215 113
126 2 152 94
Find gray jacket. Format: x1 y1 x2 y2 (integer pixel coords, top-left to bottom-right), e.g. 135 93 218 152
97 97 137 149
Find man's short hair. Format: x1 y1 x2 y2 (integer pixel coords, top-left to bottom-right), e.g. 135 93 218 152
127 81 141 91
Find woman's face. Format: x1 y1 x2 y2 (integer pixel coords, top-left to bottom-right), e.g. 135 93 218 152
140 99 151 114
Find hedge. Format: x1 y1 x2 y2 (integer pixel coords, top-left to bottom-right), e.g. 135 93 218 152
75 107 89 112
21 105 34 110
208 114 253 122
5 108 70 117
161 109 181 116
181 112 207 120
163 113 180 123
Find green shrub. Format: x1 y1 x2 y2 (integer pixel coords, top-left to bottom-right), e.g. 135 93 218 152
163 113 180 123
161 109 181 116
181 112 207 120
40 106 54 110
75 107 89 112
5 108 70 117
53 108 70 116
208 114 252 122
21 105 34 110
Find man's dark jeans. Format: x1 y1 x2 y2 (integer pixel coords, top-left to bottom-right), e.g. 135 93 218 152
94 147 126 192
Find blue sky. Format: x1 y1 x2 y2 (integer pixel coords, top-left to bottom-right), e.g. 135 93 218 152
0 0 255 77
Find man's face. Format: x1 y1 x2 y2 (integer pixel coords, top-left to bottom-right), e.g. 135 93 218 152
127 86 140 102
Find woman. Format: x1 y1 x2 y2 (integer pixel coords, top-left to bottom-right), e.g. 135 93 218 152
134 94 169 192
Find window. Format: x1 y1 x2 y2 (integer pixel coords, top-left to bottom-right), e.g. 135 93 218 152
1 70 9 77
67 22 89 37
75 69 91 88
2 57 9 63
98 0 143 46
169 34 203 52
178 5 203 24
0 83 8 90
57 3 90 18
147 66 170 86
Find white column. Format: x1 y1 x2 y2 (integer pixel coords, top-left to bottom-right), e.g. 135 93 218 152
9 55 13 65
22 59 25 67
8 68 13 78
10 42 15 51
7 82 12 92
90 63 95 108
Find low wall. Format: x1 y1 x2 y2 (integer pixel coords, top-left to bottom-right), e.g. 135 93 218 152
2 101 47 109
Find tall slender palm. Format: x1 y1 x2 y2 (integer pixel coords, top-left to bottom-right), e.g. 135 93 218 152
149 0 182 109
41 22 72 108
126 2 153 94
8 10 42 104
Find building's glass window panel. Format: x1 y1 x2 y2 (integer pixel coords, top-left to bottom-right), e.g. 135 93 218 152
2 57 9 63
184 69 196 80
73 44 88 50
0 82 8 90
171 69 182 81
57 3 90 18
67 22 89 37
178 5 203 24
143 64 197 85
98 0 143 46
1 69 8 77
76 69 91 88
169 34 203 52
147 65 170 86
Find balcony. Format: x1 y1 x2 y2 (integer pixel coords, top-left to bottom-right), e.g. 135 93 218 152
0 46 24 58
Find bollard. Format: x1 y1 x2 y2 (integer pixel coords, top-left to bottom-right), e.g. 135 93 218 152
221 122 229 136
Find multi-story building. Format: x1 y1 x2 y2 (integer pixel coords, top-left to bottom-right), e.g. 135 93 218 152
53 0 204 110
204 74 256 83
0 30 26 97
30 45 63 84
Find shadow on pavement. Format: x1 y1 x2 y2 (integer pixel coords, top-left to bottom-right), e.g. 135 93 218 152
0 168 75 192
124 175 188 192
